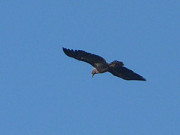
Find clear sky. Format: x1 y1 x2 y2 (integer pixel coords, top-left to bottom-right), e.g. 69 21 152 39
0 0 180 135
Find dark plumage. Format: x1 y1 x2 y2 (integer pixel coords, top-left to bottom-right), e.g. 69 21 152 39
63 48 146 81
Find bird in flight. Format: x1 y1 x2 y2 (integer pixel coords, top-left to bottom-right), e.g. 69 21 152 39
63 48 146 81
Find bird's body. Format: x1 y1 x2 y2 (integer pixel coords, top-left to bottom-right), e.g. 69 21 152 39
63 48 146 81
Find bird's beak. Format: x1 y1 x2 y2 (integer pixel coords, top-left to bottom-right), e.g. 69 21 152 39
92 74 94 77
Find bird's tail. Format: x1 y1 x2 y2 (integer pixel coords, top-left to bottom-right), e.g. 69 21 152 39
109 60 124 67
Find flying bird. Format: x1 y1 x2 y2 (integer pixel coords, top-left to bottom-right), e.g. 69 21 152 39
63 48 146 81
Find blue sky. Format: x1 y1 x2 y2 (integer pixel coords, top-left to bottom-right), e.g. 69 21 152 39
0 0 180 135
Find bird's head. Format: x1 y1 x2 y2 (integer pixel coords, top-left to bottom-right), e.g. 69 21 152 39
92 68 98 77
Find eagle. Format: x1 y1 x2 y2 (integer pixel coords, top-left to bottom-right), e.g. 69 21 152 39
63 48 146 81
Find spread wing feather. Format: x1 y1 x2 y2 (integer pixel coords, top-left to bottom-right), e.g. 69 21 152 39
108 61 146 81
63 48 107 67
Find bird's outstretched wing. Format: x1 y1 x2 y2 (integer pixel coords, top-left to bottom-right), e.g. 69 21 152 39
63 48 107 67
108 61 146 81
